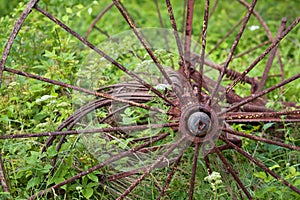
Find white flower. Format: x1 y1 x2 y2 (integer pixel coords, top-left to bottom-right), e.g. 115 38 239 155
248 25 260 31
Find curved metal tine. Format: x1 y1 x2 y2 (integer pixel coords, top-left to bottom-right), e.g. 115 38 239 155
209 0 258 106
214 147 253 200
112 0 173 86
219 73 300 115
154 0 175 69
0 0 39 86
116 137 187 200
197 0 210 102
85 2 114 39
27 132 170 200
165 0 186 75
188 143 200 200
221 136 300 195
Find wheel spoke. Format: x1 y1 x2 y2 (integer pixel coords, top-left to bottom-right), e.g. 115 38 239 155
219 73 300 114
158 145 186 199
0 0 39 86
85 2 114 39
197 0 210 102
221 136 300 195
189 143 200 200
207 18 243 56
165 0 186 74
116 137 187 200
209 0 258 104
35 5 174 106
226 16 300 93
28 132 170 200
0 123 177 139
4 67 161 112
256 18 287 93
112 0 173 86
215 147 253 199
154 0 175 69
0 154 9 193
222 128 300 151
184 0 194 67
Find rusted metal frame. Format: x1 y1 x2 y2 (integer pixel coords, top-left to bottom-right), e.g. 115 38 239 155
209 0 258 105
0 123 178 140
184 0 194 73
0 0 40 86
197 0 210 102
226 16 300 93
165 0 186 75
157 148 185 199
85 2 114 38
4 66 161 113
116 137 187 200
28 132 170 200
222 128 300 151
256 18 287 93
34 5 174 107
111 1 173 85
220 73 300 115
214 147 253 200
0 154 10 193
207 18 244 56
188 143 200 200
220 136 300 195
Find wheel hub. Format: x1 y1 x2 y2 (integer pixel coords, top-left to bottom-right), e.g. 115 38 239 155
180 105 220 145
187 111 211 137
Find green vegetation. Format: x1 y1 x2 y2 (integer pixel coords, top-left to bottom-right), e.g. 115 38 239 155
0 0 299 199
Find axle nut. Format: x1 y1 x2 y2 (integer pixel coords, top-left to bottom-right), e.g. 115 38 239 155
187 111 211 137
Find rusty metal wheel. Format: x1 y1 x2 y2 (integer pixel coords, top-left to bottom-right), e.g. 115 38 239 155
0 0 299 199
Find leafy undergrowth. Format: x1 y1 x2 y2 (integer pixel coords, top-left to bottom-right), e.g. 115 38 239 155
0 0 299 199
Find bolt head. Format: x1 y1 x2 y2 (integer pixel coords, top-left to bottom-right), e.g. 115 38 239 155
187 111 211 137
